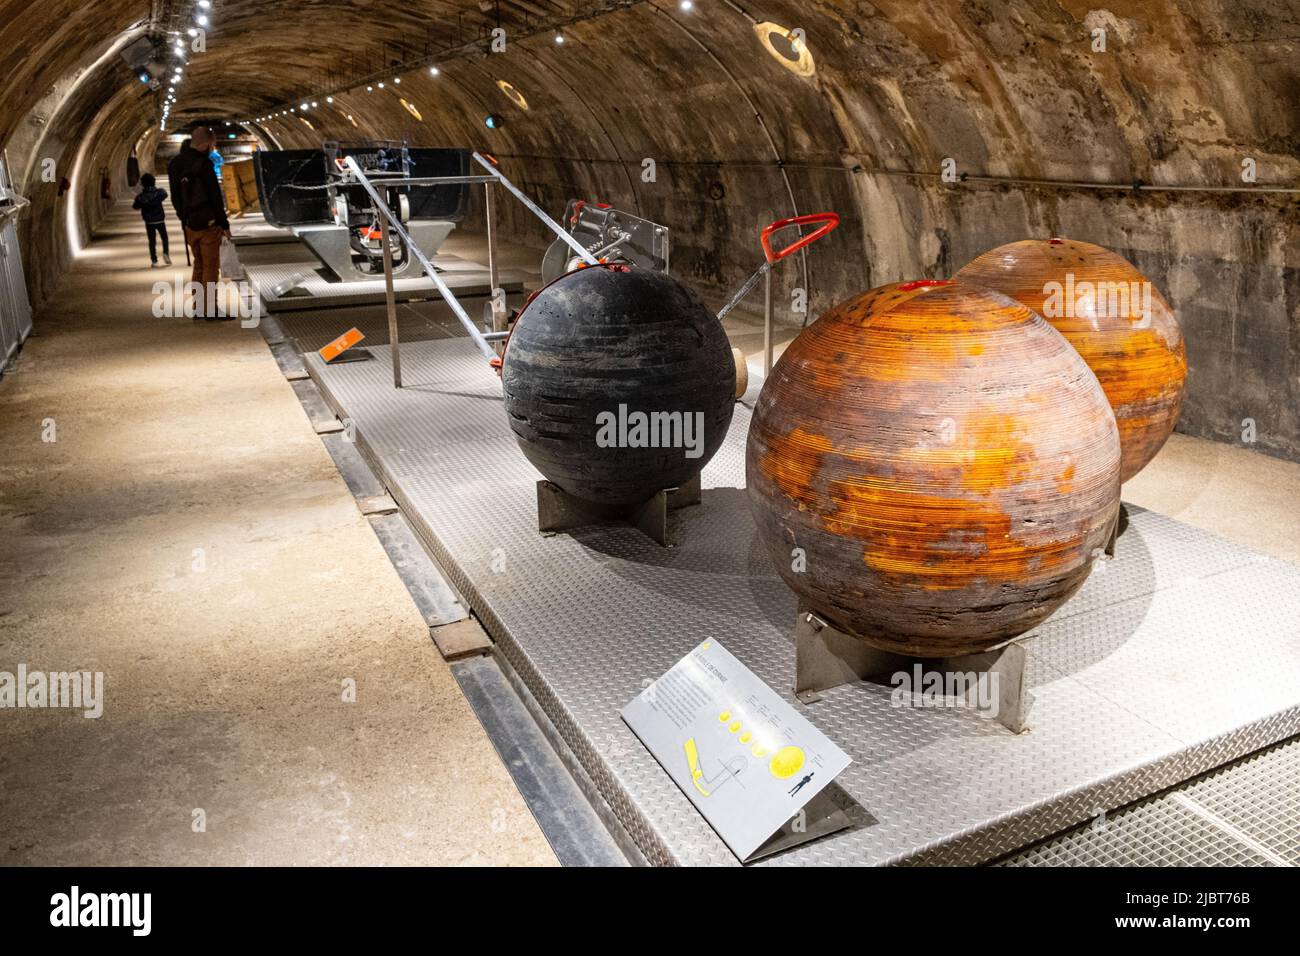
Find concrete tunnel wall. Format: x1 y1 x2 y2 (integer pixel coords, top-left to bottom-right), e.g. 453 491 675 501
0 0 1296 462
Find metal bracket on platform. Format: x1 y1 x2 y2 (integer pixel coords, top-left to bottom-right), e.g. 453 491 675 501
1103 503 1129 558
793 609 1034 733
536 474 701 547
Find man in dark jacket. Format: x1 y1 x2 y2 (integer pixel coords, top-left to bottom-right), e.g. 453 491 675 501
167 125 231 318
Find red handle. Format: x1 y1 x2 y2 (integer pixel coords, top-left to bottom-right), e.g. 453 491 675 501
761 212 840 264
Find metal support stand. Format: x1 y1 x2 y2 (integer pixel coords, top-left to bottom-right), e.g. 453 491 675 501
715 214 838 380
763 268 774 377
793 608 1034 734
1103 503 1127 558
536 474 701 547
484 181 507 348
381 216 402 388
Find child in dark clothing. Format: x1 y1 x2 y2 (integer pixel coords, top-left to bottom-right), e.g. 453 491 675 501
132 173 172 267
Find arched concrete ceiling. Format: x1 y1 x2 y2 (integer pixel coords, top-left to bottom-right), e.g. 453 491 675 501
1 0 1297 457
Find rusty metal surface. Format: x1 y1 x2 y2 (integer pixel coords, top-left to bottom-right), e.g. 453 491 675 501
301 334 1300 867
957 238 1188 483
747 279 1122 658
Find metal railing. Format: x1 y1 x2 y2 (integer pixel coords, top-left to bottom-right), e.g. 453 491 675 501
341 152 599 387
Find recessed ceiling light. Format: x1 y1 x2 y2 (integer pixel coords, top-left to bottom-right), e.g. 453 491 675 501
429 66 439 76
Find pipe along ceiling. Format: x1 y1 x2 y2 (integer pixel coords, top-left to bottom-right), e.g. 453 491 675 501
0 0 1297 458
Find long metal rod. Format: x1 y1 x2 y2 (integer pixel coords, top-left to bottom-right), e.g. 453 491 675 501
485 181 503 340
763 267 773 377
344 156 496 361
381 212 402 388
369 175 498 186
716 259 770 323
475 152 1300 196
471 152 599 266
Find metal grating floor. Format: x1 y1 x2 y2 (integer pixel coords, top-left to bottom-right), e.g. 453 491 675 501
273 293 535 356
275 301 468 353
302 336 1300 866
246 258 528 312
1000 735 1300 866
230 214 298 245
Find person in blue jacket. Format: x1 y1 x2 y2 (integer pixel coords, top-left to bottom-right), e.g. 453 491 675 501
132 173 172 267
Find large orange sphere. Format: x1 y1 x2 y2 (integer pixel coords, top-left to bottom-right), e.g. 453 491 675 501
746 279 1121 658
956 238 1186 483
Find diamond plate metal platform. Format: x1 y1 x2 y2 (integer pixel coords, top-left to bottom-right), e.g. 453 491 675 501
999 735 1300 866
246 258 528 313
273 300 471 354
230 213 298 245
301 336 1300 867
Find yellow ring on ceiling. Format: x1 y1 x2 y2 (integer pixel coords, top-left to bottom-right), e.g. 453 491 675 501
496 79 529 111
753 21 815 77
400 98 423 121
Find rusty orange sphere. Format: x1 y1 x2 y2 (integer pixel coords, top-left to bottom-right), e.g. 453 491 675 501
746 279 1121 658
956 238 1186 483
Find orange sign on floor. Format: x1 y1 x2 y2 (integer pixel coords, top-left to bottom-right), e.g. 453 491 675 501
319 327 365 362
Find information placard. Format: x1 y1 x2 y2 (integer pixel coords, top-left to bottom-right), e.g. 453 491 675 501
622 639 851 861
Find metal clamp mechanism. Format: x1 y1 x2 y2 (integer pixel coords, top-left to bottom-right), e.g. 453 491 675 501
541 200 671 284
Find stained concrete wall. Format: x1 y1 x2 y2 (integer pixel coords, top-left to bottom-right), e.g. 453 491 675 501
0 0 1296 461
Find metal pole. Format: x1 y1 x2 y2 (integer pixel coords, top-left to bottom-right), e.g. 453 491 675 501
470 152 598 265
343 156 496 361
381 212 402 388
763 267 773 377
484 181 504 342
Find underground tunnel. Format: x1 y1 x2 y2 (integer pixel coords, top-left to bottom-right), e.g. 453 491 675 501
0 0 1298 899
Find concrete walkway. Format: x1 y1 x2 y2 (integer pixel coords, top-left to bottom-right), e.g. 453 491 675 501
0 205 557 865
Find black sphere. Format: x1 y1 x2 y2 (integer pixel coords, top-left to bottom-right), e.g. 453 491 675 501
501 266 736 506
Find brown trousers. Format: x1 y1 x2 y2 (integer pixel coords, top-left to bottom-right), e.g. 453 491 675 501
185 225 224 315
